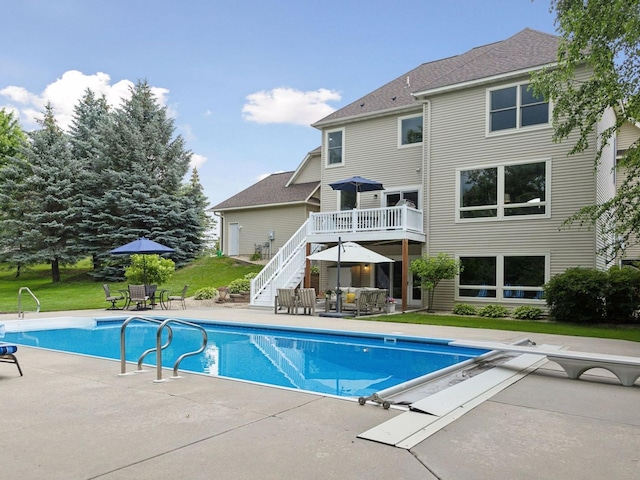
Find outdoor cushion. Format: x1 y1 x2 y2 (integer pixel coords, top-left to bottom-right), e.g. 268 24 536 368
0 344 18 355
346 293 357 303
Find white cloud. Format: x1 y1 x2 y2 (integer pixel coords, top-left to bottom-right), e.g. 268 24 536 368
0 70 169 131
190 153 207 170
242 87 340 126
256 170 285 181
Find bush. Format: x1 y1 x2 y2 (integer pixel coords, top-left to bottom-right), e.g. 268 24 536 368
544 267 608 323
478 304 509 318
228 272 258 294
604 266 640 324
124 254 175 285
512 305 544 320
452 303 478 315
193 287 216 300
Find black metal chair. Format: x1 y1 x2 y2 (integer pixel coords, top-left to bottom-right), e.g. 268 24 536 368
166 285 189 310
103 284 126 310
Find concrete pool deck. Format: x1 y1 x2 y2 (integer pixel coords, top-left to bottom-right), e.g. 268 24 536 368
1 307 639 479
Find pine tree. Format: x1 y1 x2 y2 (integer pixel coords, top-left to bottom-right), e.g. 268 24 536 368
92 80 195 280
17 104 83 282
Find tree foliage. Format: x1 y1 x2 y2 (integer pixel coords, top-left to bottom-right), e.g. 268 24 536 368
124 254 175 285
0 108 27 167
410 253 462 311
531 0 640 257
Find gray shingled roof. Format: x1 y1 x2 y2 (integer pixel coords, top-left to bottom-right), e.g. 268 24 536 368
314 28 559 126
211 171 320 211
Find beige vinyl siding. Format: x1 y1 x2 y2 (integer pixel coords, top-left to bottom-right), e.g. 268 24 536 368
222 204 317 257
617 123 640 261
425 76 598 310
595 107 617 269
293 153 321 184
618 122 640 150
319 112 424 211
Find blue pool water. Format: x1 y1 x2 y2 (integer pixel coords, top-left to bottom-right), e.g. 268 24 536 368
1 318 488 398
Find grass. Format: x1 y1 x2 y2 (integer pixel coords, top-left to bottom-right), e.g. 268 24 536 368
2 258 639 343
0 256 262 313
365 312 640 343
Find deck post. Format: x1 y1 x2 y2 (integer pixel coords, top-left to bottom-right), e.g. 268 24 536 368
304 243 311 288
402 239 408 312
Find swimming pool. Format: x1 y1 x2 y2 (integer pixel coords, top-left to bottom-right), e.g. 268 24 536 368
0 316 489 398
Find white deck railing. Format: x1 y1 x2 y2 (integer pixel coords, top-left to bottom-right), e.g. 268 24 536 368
307 205 423 235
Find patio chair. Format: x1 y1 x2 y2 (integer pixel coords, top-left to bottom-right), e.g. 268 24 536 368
0 343 23 376
298 288 317 315
166 285 189 310
275 288 298 314
103 284 126 310
127 284 149 310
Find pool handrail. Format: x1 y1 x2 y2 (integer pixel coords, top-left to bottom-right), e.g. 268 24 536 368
154 317 208 382
18 287 40 319
119 316 173 375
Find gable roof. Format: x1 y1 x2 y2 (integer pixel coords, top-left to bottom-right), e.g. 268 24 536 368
313 28 559 127
211 171 320 211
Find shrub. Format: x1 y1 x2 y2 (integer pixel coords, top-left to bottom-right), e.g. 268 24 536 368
604 266 640 324
512 305 544 320
228 272 258 294
124 254 175 285
452 303 478 315
193 287 216 300
250 252 262 261
478 304 509 318
544 267 607 323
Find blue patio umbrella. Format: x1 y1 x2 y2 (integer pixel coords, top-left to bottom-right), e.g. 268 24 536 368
110 237 174 285
329 176 384 193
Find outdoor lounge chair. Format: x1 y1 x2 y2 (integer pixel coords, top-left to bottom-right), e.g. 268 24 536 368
166 285 189 310
127 284 149 310
103 284 126 310
0 343 23 376
298 288 316 315
275 288 298 314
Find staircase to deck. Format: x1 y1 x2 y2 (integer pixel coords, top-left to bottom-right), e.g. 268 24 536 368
250 220 308 308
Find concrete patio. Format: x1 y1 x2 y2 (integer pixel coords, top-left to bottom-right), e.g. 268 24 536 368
1 306 639 479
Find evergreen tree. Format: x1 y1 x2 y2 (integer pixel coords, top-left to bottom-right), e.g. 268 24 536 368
93 80 194 280
15 104 83 282
68 89 111 269
176 167 211 264
0 108 27 167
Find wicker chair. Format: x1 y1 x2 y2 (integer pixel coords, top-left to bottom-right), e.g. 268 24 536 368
166 285 189 310
127 284 149 310
103 284 126 310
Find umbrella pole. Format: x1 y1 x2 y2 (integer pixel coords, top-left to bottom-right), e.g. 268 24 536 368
336 237 342 313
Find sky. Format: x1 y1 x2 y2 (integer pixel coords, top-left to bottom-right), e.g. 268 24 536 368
0 0 558 209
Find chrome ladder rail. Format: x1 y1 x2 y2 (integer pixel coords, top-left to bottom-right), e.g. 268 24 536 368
118 316 173 375
18 287 40 318
154 318 208 382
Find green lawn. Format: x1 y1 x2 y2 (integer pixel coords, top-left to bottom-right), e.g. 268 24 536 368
0 256 262 313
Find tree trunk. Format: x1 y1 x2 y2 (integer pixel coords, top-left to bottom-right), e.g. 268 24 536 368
15 265 21 278
51 259 61 283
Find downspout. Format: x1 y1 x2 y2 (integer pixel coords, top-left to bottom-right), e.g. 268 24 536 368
423 99 431 257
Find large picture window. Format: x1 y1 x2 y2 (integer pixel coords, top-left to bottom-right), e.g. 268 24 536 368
326 129 344 165
458 255 546 300
458 160 548 220
399 114 423 146
489 83 549 133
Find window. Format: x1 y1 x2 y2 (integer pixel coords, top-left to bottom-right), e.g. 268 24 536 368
340 190 356 210
326 129 344 165
386 190 419 209
489 83 549 133
458 255 546 300
399 115 423 146
458 160 548 220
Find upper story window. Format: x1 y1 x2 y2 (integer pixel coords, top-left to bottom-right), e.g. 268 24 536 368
488 83 549 133
457 160 549 221
399 114 423 146
326 129 344 166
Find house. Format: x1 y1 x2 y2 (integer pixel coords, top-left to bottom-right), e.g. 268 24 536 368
212 147 320 259
215 28 640 312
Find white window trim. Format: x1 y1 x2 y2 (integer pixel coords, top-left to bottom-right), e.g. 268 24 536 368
455 158 551 223
397 113 423 148
485 81 552 137
325 127 345 168
455 253 549 303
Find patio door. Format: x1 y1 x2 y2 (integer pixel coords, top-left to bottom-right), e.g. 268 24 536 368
375 260 421 306
229 223 240 256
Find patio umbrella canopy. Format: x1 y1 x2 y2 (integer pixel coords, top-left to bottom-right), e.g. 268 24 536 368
307 242 394 264
329 176 384 193
110 237 174 285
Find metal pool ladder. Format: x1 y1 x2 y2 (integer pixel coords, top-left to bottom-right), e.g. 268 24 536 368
17 287 40 318
118 315 208 382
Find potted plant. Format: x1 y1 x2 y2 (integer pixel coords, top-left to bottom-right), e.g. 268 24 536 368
387 297 396 313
